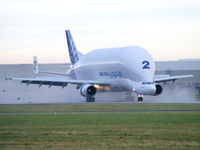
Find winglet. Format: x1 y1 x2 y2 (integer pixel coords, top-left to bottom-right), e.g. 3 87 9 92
33 56 39 75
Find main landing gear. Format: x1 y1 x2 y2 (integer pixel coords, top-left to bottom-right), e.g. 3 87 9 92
86 96 95 102
138 94 143 102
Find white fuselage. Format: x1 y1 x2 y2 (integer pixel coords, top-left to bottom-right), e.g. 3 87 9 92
69 46 156 95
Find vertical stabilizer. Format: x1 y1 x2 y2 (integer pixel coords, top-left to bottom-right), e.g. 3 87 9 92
33 56 39 75
65 30 82 65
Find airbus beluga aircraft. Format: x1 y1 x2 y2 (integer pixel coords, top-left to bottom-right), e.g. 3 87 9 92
7 30 193 102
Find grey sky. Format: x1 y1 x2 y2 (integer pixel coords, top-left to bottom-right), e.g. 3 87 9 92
0 0 200 64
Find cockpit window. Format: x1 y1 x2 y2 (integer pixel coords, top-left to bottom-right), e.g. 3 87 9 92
142 82 154 85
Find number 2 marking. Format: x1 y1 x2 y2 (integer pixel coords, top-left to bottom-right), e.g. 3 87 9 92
142 61 150 69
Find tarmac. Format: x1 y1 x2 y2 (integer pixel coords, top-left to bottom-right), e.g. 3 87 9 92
0 110 200 114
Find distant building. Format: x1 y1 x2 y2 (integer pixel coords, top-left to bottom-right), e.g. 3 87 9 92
155 61 200 88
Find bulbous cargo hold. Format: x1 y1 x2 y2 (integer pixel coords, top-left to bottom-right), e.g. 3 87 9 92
74 46 155 82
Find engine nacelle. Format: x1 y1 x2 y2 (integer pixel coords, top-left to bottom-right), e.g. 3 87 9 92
154 84 163 95
79 84 96 97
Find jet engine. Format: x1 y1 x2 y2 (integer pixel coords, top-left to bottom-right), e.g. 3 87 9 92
79 84 97 97
154 84 163 95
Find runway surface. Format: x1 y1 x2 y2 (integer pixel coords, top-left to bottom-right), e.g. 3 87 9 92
1 110 200 114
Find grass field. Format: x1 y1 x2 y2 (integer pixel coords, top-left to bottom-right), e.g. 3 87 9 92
0 104 200 150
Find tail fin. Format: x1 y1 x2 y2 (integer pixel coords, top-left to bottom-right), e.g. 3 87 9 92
65 30 82 65
33 56 39 75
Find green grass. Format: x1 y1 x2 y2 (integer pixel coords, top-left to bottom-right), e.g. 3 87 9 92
0 103 200 113
0 104 200 150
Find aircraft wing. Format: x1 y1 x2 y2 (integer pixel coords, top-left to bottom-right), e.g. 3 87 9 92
6 77 110 87
154 74 193 83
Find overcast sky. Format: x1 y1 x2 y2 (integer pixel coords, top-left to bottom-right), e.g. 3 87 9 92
0 0 200 64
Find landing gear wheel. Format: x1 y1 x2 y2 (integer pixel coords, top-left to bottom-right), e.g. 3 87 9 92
137 95 143 102
86 96 95 102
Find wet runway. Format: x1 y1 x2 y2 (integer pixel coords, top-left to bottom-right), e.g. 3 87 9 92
0 110 200 114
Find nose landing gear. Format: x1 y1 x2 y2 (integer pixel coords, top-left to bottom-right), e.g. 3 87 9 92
138 94 143 102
